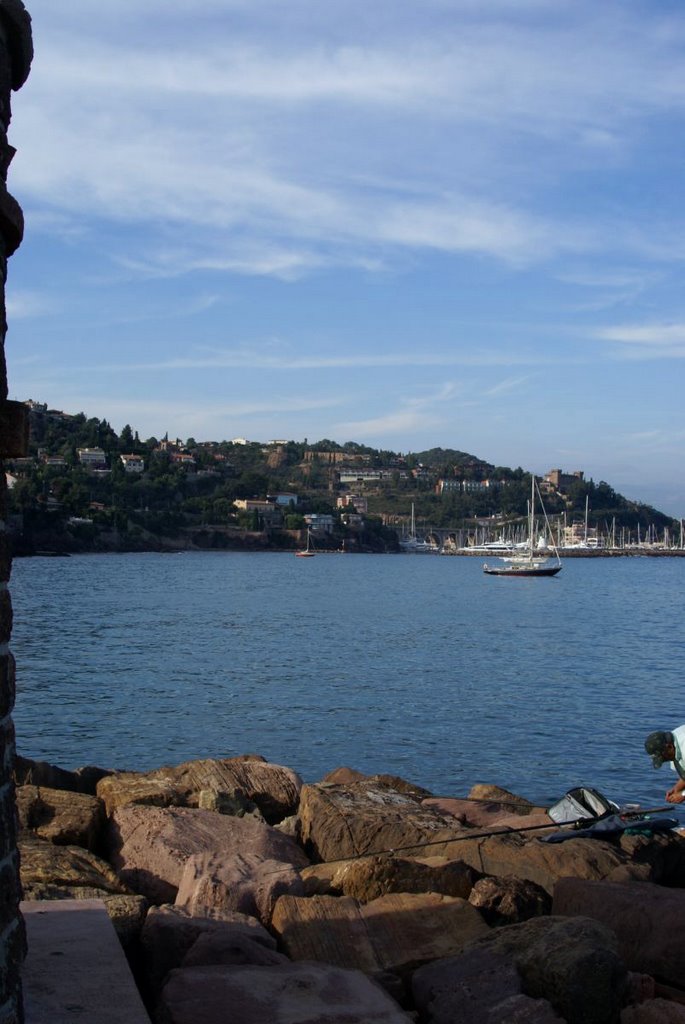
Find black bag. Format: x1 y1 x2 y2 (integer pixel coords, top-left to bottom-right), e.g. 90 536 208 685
547 786 619 825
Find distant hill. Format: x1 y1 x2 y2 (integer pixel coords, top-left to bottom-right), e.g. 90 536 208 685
4 402 678 556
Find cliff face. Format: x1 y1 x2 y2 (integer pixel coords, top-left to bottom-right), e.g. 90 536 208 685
0 3 32 1023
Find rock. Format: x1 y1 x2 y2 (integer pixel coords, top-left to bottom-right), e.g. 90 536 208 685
300 861 341 895
107 804 309 904
621 1001 685 1023
434 828 631 895
175 851 304 926
412 946 522 1023
617 831 685 887
97 756 302 823
320 766 367 785
553 877 685 989
16 784 105 851
14 755 112 794
424 796 552 831
17 832 145 948
489 994 566 1022
19 832 129 896
412 946 564 1023
298 781 460 862
196 788 263 820
158 961 414 1023
468 875 551 926
319 768 433 800
180 929 290 969
471 914 627 1024
330 854 480 902
468 784 537 811
271 891 490 975
140 904 276 997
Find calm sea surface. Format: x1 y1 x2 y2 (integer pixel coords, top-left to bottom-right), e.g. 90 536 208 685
9 551 685 809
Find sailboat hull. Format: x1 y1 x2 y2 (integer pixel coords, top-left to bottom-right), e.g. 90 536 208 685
483 563 562 577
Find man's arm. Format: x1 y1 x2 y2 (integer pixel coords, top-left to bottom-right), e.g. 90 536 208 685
666 778 685 803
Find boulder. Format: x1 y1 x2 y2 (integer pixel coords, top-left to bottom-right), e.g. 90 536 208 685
140 904 276 997
471 914 627 1024
468 784 537 811
14 755 112 794
175 851 304 926
16 784 105 851
19 832 129 896
298 781 460 862
18 833 145 948
158 961 413 1023
330 854 480 902
553 877 685 989
468 875 551 926
180 930 290 969
411 946 563 1024
621 1000 685 1023
424 796 552 831
433 829 631 895
617 831 685 887
107 804 309 904
319 768 433 800
97 756 302 823
271 891 489 975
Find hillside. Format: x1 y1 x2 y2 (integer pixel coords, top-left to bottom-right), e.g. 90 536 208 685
4 403 678 555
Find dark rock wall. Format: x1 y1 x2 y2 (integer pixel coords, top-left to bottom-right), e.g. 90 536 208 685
0 3 32 1023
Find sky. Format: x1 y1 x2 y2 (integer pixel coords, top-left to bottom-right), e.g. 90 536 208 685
4 0 685 516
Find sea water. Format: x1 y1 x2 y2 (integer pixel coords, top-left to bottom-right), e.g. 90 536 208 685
9 551 685 809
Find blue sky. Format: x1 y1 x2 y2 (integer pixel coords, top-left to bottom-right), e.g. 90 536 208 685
5 0 685 516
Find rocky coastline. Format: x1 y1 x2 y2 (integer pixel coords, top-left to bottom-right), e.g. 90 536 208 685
15 753 685 1023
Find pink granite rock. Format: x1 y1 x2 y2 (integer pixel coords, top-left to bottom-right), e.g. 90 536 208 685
620 1000 685 1023
434 828 630 895
158 961 413 1023
272 891 489 975
553 877 685 988
107 804 308 903
412 944 568 1023
180 929 290 969
423 796 551 831
97 756 302 823
175 850 304 926
468 875 551 925
140 904 276 997
298 781 460 862
330 853 480 902
16 784 105 851
472 914 627 1024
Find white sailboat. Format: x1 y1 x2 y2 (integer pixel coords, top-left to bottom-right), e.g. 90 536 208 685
399 503 436 553
295 529 316 557
483 477 562 578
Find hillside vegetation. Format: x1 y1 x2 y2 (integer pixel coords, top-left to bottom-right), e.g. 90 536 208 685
5 405 676 555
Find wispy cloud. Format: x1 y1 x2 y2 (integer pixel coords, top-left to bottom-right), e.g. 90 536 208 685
593 323 685 357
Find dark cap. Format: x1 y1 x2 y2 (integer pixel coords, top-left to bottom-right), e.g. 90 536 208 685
645 730 673 769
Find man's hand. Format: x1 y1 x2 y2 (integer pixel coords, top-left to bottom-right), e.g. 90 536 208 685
666 787 685 804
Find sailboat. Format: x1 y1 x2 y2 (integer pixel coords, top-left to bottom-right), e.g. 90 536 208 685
399 503 436 553
295 529 316 558
483 477 562 578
